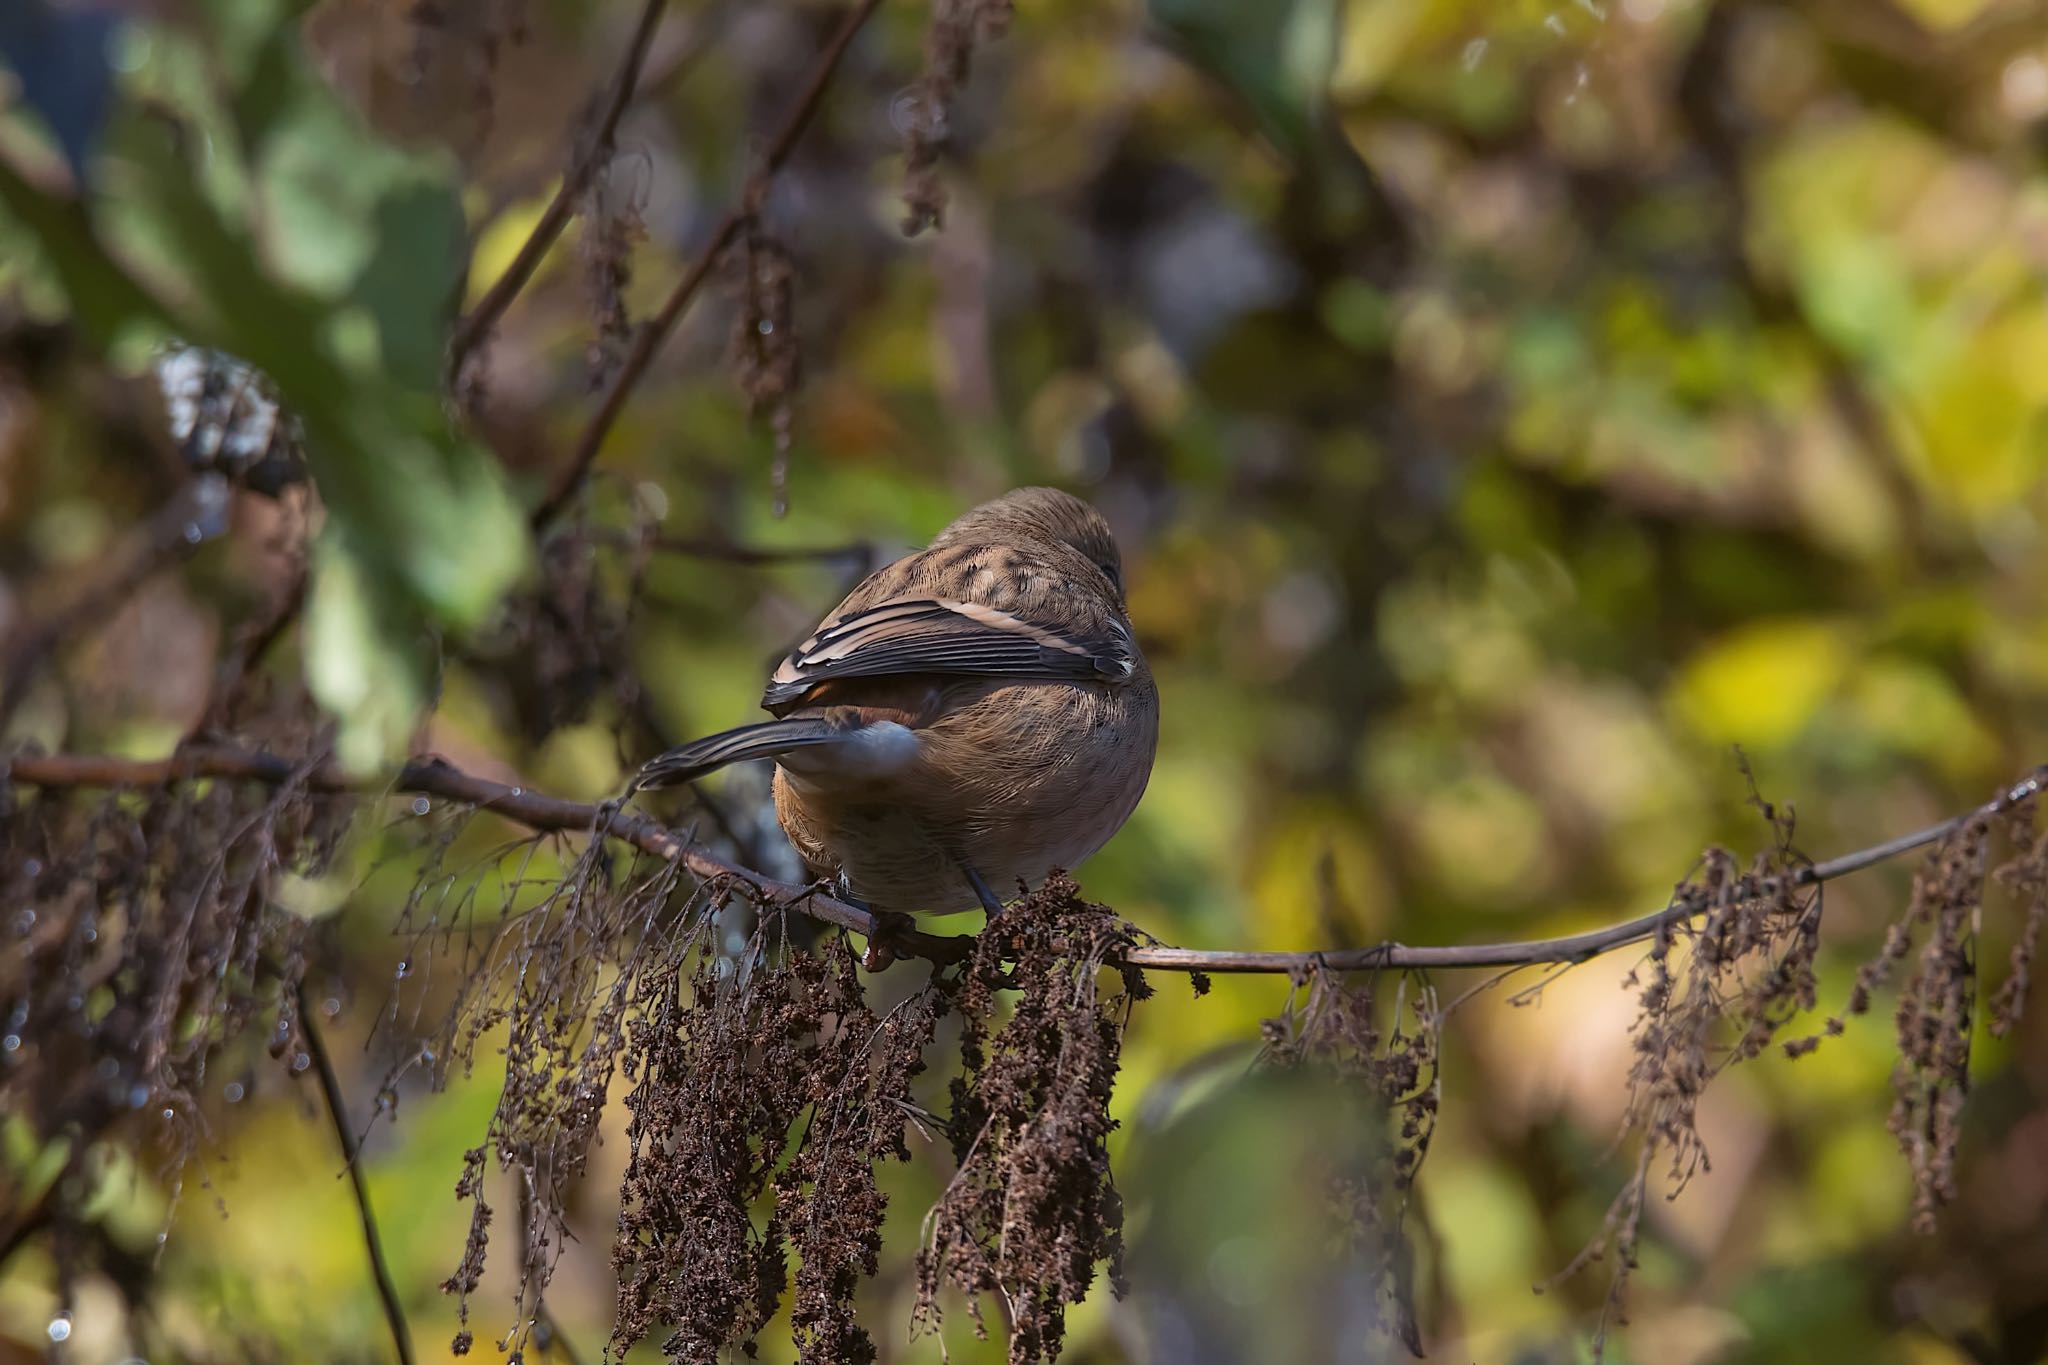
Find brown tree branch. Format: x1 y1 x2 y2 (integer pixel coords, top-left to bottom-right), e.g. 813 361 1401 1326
7 745 2041 976
298 982 417 1365
528 0 887 531
447 0 673 381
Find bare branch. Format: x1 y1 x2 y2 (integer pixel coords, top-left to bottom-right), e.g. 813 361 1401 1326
7 744 2040 976
141 0 877 727
299 981 416 1365
3 744 895 942
447 0 673 380
529 0 887 531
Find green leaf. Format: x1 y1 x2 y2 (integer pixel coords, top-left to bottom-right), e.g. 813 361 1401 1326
0 154 171 346
350 179 469 393
1671 619 1853 749
25 23 534 771
1149 0 1341 160
304 534 426 775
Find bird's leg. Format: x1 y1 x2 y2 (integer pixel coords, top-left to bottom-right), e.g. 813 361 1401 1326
862 913 919 972
963 865 1007 918
834 872 912 972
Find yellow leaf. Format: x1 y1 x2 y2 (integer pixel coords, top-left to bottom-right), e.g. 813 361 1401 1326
1889 0 1999 32
1249 802 1388 948
1672 620 1851 747
463 186 562 307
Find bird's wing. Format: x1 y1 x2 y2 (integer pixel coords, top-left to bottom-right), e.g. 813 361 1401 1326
762 596 1136 711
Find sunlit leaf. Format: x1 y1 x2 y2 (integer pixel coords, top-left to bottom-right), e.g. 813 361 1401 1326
1672 619 1852 748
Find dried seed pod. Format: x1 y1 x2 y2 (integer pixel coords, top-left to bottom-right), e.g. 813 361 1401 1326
727 222 802 510
900 0 1013 236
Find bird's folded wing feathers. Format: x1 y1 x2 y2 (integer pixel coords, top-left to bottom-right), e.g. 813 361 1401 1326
762 597 1135 711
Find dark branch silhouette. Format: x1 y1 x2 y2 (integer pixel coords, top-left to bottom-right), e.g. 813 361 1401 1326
447 0 672 380
529 0 887 530
7 744 2039 975
178 0 875 704
299 982 417 1365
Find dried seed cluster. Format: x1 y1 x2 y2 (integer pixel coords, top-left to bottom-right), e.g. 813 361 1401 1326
1555 776 2048 1359
431 831 693 1357
1552 787 1828 1351
914 872 1152 1364
474 518 655 743
728 223 803 509
582 161 648 393
608 916 939 1362
1259 969 1441 1355
0 751 351 1283
901 0 1014 235
10 721 2045 1365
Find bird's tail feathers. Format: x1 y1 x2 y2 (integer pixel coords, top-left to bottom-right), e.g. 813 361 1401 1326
631 718 844 790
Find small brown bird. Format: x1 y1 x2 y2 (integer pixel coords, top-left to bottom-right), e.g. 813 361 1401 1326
634 487 1158 918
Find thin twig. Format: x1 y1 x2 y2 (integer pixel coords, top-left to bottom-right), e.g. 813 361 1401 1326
0 477 225 729
629 689 783 876
447 0 673 380
186 565 309 739
515 1176 586 1364
125 0 874 725
298 982 416 1365
529 0 887 531
8 745 2041 976
228 0 681 694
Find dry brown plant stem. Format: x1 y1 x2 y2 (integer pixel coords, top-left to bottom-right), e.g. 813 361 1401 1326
8 746 2041 976
298 980 417 1365
529 0 887 530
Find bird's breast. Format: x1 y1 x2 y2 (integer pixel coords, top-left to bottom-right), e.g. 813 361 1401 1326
770 676 1157 914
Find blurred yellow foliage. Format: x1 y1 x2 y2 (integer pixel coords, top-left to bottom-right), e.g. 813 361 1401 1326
1672 618 1852 749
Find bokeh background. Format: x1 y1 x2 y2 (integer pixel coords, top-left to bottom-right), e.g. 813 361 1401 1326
4 0 2048 1360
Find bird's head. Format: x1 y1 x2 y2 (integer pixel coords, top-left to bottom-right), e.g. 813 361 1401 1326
935 486 1127 600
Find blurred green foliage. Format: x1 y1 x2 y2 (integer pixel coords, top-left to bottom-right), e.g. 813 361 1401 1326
4 0 2048 1361
0 0 527 770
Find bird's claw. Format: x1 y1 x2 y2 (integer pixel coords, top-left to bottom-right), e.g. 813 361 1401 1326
861 908 915 972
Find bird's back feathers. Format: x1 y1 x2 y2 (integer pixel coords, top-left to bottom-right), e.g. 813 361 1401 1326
760 497 1135 715
762 593 1133 712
